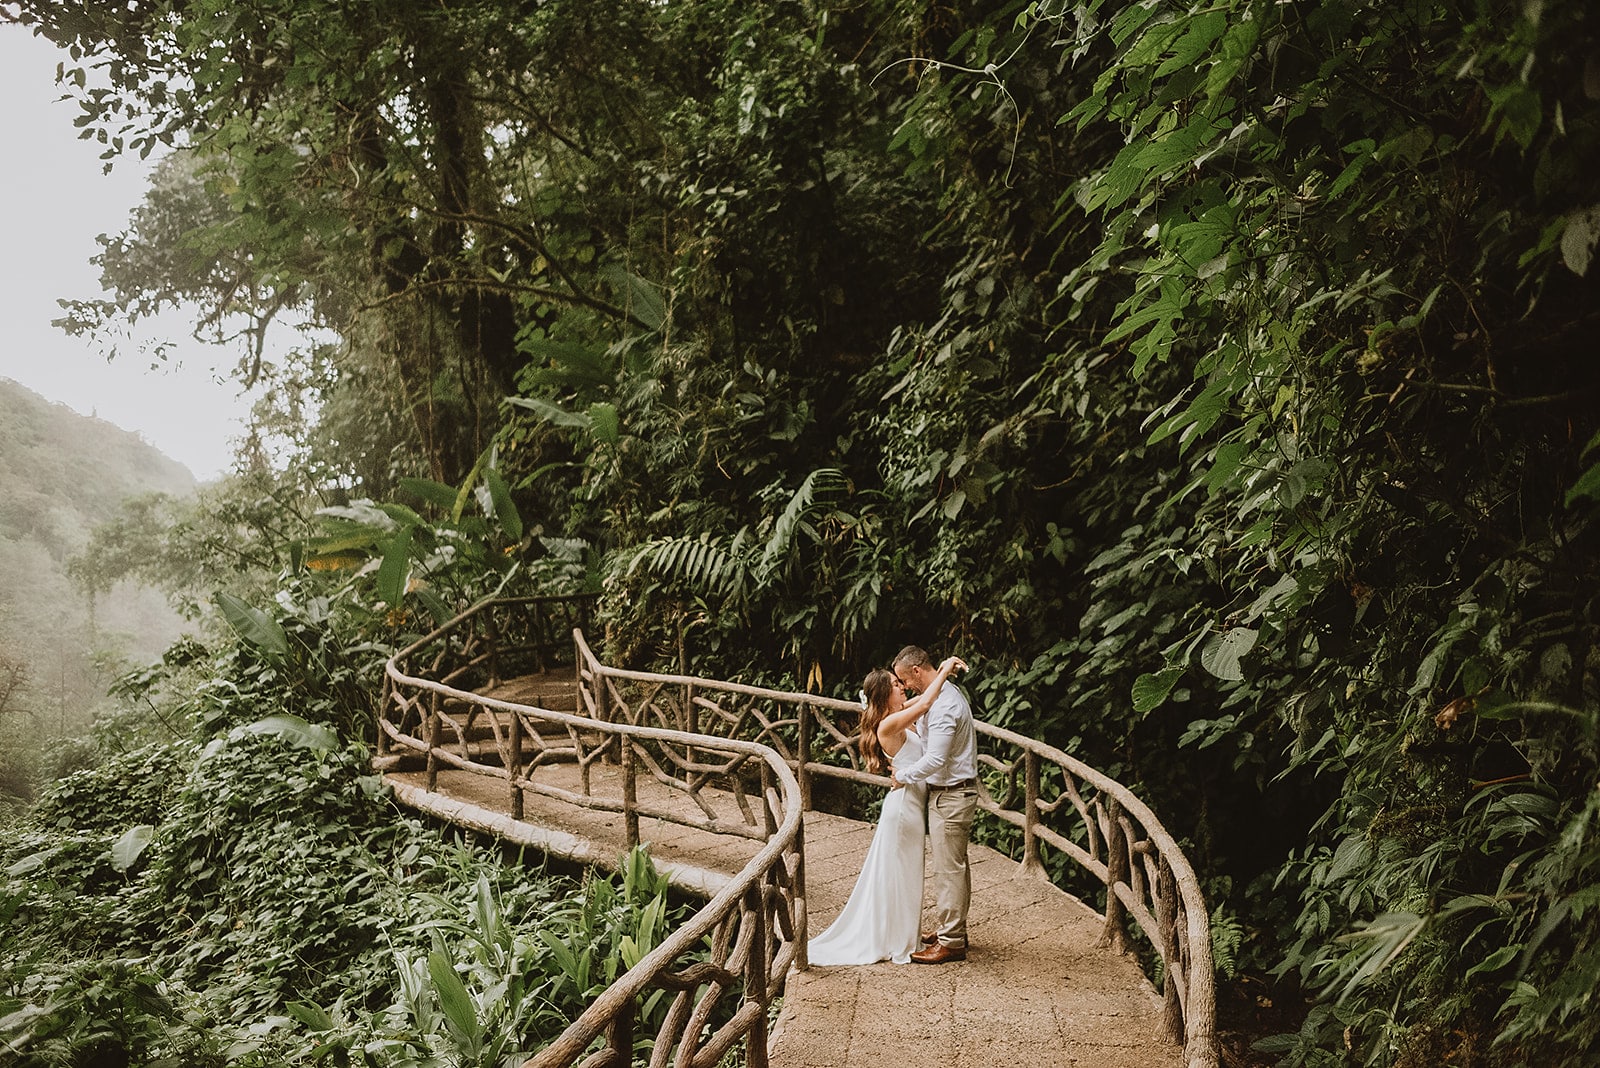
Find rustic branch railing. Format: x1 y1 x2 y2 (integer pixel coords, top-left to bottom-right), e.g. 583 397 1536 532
383 596 800 1068
379 597 1217 1068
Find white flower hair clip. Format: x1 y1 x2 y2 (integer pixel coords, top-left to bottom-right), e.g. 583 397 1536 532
858 690 868 708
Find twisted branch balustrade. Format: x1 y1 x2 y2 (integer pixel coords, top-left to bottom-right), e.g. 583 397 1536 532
383 596 799 1068
379 597 1218 1068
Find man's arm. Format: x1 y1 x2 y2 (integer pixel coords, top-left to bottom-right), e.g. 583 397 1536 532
892 693 958 786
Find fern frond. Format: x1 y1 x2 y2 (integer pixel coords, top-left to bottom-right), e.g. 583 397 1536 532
626 530 756 600
757 467 846 581
1210 905 1244 980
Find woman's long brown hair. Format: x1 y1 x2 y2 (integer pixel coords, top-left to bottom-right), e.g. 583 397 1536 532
858 668 897 775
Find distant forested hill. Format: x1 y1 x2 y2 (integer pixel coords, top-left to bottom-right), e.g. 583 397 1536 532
0 376 195 748
0 376 194 540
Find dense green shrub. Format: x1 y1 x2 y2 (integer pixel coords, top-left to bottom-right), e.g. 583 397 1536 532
1 720 686 1066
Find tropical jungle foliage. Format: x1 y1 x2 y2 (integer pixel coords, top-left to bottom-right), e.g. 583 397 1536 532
1 512 685 1065
2 0 1598 1064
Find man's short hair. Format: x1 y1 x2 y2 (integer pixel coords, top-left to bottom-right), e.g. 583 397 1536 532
893 645 932 671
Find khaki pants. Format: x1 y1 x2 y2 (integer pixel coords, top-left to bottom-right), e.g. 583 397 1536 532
927 785 978 948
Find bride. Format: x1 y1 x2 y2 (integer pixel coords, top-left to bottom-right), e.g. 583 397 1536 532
808 655 967 966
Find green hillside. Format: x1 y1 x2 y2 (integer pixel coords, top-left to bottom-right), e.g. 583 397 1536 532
0 376 194 542
0 376 195 788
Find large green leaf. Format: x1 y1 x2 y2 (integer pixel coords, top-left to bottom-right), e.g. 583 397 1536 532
1146 380 1227 451
1560 205 1600 276
758 468 843 578
1564 430 1600 505
1199 627 1258 681
286 1001 336 1032
110 824 154 872
1564 462 1600 506
305 530 383 556
1333 911 1429 1002
1152 9 1226 78
1204 440 1249 495
375 501 427 528
315 501 396 529
505 395 591 430
506 396 619 450
413 585 452 626
483 466 523 541
516 336 614 387
376 525 414 608
238 714 339 751
214 591 289 658
601 263 665 332
5 846 62 877
398 476 465 513
428 948 480 1053
1131 667 1184 713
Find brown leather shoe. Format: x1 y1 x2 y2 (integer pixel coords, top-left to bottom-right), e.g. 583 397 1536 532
920 930 939 945
910 942 967 964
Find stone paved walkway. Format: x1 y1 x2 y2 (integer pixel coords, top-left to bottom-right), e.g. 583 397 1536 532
775 812 1179 1068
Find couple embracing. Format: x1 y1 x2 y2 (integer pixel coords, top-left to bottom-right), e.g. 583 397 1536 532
809 646 978 966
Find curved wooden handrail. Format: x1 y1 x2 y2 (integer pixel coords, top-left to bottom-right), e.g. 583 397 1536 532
384 595 800 1068
378 597 1217 1068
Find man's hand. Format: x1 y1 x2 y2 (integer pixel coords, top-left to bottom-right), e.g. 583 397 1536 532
889 774 905 790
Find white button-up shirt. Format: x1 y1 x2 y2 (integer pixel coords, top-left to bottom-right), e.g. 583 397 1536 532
896 683 977 787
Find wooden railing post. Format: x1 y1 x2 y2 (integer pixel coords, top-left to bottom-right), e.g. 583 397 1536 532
793 819 809 971
573 631 587 715
426 693 442 792
509 708 524 820
533 600 549 674
603 997 633 1068
1018 749 1046 880
485 608 503 687
760 762 778 838
743 882 770 1068
377 675 392 758
1157 860 1185 1046
674 615 697 768
677 612 691 734
1099 798 1129 953
622 735 639 849
592 664 611 724
684 677 697 770
797 701 813 812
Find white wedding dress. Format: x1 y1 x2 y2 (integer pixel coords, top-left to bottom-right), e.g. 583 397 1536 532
807 732 928 965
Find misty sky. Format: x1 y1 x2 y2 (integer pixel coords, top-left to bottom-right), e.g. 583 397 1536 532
0 24 254 481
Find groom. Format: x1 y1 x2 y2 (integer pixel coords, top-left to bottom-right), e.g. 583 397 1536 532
889 645 978 963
